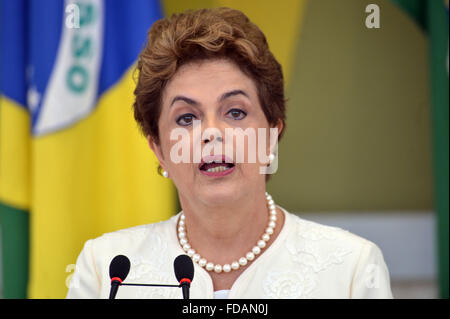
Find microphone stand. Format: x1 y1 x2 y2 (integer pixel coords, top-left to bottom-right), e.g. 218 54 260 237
118 282 189 299
120 283 180 288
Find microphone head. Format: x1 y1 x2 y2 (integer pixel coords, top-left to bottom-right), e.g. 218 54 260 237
109 255 131 281
174 254 194 282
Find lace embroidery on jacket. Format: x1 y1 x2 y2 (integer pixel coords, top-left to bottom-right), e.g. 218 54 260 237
121 225 178 299
263 217 353 298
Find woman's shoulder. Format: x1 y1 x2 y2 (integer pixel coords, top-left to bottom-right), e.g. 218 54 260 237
67 214 181 298
281 209 389 278
86 213 179 252
266 208 392 298
281 208 379 253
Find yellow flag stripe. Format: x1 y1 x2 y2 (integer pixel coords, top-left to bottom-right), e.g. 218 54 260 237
0 96 30 210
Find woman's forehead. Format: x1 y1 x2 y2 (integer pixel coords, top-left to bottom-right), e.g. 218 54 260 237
162 59 258 104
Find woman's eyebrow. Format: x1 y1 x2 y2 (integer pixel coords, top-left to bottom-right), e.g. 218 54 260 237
170 96 199 107
218 89 250 102
170 89 250 108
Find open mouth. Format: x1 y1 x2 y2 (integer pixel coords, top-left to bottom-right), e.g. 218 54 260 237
199 162 235 173
199 155 235 175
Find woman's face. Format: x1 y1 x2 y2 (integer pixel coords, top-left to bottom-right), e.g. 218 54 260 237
149 59 280 206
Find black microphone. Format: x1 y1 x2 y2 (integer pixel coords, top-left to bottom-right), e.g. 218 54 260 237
173 255 194 300
109 255 130 299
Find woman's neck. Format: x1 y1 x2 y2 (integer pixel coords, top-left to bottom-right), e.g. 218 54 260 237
178 190 270 265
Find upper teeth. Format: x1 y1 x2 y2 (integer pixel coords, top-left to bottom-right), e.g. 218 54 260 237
206 165 229 173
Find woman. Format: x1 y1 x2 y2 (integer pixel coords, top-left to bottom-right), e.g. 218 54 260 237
67 7 392 299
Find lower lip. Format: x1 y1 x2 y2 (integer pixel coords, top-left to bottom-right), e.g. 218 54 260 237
200 165 235 177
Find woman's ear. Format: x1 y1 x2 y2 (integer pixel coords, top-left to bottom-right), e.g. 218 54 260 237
147 135 167 170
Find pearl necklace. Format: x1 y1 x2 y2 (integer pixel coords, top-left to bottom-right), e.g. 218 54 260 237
177 192 277 273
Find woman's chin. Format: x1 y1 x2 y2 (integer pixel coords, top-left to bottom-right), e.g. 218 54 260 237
195 184 240 206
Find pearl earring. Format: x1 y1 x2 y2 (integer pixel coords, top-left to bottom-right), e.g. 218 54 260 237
268 153 275 163
162 170 169 178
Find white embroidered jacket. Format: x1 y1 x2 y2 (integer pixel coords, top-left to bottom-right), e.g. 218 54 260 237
66 206 393 299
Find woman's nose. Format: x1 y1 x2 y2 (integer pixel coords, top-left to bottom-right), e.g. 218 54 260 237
203 135 223 144
201 115 224 145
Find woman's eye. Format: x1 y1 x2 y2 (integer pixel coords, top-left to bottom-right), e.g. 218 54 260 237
227 108 247 120
176 113 196 126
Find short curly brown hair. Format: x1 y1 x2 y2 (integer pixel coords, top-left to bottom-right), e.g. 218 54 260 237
133 7 286 143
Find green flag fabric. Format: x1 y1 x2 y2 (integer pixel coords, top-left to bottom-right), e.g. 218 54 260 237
392 0 449 299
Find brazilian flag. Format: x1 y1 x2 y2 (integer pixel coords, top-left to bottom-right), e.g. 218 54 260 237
0 0 177 298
